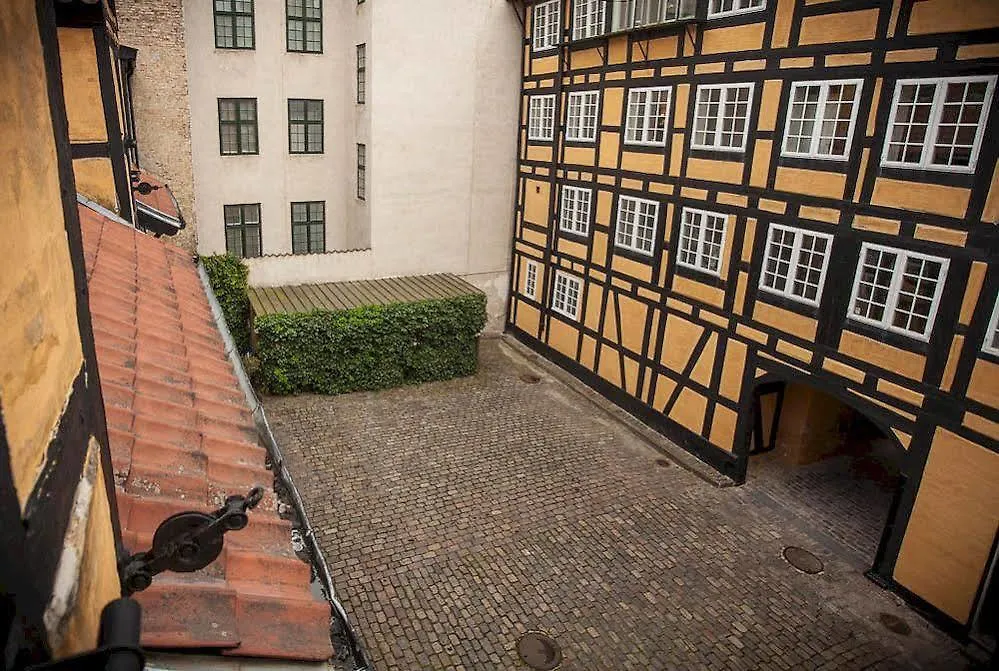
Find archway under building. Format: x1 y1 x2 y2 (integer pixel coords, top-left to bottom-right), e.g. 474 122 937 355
745 380 906 569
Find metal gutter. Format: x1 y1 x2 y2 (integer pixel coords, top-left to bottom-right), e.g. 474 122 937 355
196 261 370 671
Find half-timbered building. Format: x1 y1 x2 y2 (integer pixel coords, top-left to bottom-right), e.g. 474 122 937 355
506 0 999 643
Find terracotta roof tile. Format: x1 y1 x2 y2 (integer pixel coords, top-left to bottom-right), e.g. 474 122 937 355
80 203 333 662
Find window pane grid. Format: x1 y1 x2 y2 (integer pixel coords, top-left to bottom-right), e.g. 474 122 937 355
625 87 671 145
219 99 258 155
709 0 765 17
525 262 538 299
566 91 599 142
552 272 581 320
357 144 366 200
693 84 752 151
533 0 560 51
224 204 261 258
883 76 995 171
760 224 832 305
291 201 325 254
560 186 592 236
849 244 948 339
288 99 323 153
356 44 366 104
573 0 605 40
615 196 658 255
215 0 254 49
288 0 321 52
678 208 727 275
528 95 556 141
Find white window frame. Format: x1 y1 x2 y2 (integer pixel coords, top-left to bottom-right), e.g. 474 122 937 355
982 294 999 356
524 260 539 300
708 0 766 19
781 79 863 161
573 0 605 40
881 75 996 173
625 86 672 147
677 207 728 277
551 271 582 320
758 224 834 307
566 90 600 142
559 185 592 236
615 195 659 256
528 94 556 141
692 83 755 153
533 0 561 52
848 243 950 342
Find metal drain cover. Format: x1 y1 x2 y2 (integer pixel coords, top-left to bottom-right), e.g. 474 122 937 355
782 546 824 574
520 373 542 384
879 612 912 636
517 631 562 670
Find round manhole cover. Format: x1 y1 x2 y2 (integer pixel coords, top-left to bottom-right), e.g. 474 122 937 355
782 546 824 574
517 631 562 670
520 373 542 384
879 612 912 636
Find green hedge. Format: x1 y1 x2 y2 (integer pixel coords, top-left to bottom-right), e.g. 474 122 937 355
201 254 251 354
254 293 486 395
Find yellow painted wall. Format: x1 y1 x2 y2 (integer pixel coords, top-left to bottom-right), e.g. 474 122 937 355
57 27 107 143
1 0 85 507
894 428 999 624
72 158 118 212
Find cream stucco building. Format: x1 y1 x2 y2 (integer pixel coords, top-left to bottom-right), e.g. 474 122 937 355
123 0 522 328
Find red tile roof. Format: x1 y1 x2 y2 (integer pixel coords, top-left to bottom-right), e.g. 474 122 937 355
79 203 333 662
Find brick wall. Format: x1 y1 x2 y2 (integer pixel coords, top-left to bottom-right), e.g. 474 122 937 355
117 0 198 251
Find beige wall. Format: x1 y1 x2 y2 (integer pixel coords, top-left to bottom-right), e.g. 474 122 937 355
118 0 198 251
186 0 521 330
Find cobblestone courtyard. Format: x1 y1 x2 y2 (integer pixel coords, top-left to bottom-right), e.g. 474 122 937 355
266 339 975 670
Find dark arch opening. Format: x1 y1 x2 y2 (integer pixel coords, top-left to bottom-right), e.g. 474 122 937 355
745 379 906 570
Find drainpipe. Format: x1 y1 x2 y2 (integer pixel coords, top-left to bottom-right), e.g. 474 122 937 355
196 262 369 671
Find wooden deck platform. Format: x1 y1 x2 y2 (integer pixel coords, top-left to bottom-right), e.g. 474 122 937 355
247 273 483 317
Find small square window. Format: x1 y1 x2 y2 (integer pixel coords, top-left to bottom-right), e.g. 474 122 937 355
708 0 766 18
573 0 605 40
678 207 727 276
560 186 592 236
291 201 325 254
224 203 261 258
551 271 582 320
214 0 255 49
782 80 863 160
759 224 833 306
287 0 322 52
616 196 659 256
625 86 671 146
288 99 323 154
533 0 560 51
848 243 949 340
218 98 258 155
692 83 754 152
528 95 556 141
566 91 600 142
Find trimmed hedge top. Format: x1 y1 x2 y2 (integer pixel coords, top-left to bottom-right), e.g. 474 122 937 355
254 292 486 395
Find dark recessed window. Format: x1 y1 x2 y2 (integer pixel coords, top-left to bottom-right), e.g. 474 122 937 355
214 0 255 49
224 204 262 258
357 143 366 200
291 201 326 254
288 99 323 154
218 98 258 155
287 0 322 53
357 44 366 104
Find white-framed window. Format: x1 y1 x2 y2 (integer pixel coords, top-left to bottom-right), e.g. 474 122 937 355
559 185 592 236
625 86 672 146
524 260 539 299
566 91 600 142
849 243 949 341
610 0 695 31
528 95 556 141
984 294 999 356
552 271 582 320
692 83 754 152
759 224 834 306
573 0 605 40
882 75 996 172
708 0 766 18
782 80 863 160
615 195 659 255
533 0 560 51
678 207 727 276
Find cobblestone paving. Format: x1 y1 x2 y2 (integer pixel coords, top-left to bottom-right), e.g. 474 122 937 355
745 447 900 566
266 340 975 671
